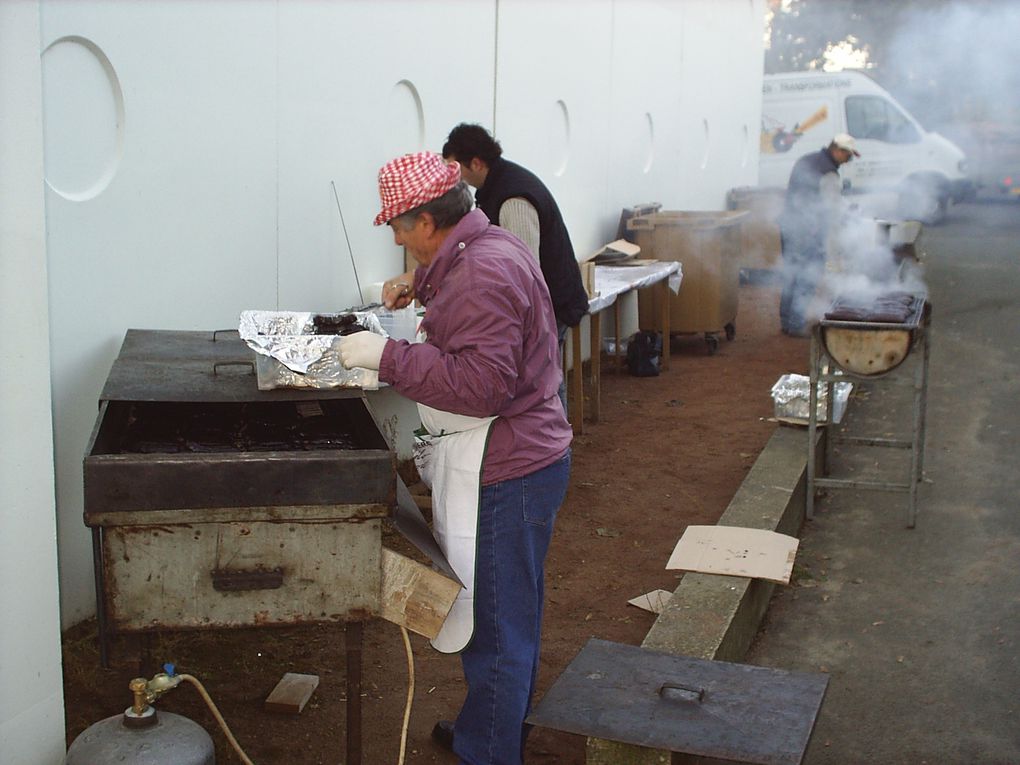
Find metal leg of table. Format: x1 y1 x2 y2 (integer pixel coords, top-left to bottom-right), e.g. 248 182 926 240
659 280 671 372
346 621 363 765
615 306 624 373
590 311 602 423
570 324 584 434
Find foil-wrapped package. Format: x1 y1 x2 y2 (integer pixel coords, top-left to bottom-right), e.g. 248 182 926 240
771 373 853 424
238 310 387 391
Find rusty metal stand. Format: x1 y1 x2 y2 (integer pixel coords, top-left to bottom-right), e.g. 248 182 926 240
91 527 111 668
807 308 931 528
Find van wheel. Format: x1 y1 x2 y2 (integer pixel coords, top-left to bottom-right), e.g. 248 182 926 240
898 180 947 225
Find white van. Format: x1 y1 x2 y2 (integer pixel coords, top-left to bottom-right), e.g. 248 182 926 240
759 71 972 223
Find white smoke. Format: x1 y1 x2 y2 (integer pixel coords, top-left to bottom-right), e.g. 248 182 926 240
815 208 927 321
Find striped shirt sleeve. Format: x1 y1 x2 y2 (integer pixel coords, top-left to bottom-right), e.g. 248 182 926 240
498 197 541 263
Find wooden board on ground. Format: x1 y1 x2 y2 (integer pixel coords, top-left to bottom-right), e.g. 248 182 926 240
666 525 799 584
264 672 319 714
381 547 461 639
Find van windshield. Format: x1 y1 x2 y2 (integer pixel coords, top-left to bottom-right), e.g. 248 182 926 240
847 95 921 144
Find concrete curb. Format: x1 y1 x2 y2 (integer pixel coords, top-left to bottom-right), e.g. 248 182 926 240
585 425 816 764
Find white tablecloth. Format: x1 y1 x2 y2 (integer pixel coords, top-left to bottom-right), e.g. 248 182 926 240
588 261 683 314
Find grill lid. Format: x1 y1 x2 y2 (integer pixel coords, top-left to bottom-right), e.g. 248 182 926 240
527 638 828 763
101 330 364 403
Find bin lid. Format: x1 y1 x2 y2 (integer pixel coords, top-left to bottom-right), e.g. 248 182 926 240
627 210 749 231
527 638 828 763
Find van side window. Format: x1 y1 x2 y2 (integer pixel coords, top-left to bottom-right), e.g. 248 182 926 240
846 96 920 145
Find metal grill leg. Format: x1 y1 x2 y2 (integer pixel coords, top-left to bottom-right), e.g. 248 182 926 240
91 527 110 668
807 329 820 520
916 319 932 482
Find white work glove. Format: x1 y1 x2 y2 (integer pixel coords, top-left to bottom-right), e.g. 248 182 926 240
338 331 388 371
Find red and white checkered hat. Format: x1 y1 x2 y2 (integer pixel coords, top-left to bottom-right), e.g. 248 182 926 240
373 152 462 226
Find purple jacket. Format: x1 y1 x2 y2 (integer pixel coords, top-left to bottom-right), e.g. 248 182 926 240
379 209 571 485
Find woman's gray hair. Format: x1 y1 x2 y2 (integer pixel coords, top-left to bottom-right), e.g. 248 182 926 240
393 181 474 230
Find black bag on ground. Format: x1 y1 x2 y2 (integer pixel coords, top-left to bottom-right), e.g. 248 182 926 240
626 331 662 377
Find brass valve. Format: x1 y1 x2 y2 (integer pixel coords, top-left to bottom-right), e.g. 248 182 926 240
127 670 184 716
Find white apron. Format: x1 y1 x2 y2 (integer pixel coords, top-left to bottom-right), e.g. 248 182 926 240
416 403 496 653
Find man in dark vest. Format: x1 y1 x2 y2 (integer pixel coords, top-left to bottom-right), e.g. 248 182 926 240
442 123 588 412
778 133 859 335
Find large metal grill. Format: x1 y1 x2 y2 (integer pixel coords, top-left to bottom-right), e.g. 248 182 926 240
84 329 396 764
818 292 928 377
84 329 395 645
808 293 931 527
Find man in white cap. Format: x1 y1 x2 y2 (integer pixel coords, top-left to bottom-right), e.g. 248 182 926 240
337 151 572 764
777 132 860 335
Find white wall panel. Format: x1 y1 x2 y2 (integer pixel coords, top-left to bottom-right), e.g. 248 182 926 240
275 1 496 312
607 0 687 222
676 0 765 208
494 0 615 259
31 0 766 625
41 1 279 623
1 4 67 761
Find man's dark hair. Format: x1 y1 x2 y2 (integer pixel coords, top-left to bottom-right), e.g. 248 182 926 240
442 123 503 166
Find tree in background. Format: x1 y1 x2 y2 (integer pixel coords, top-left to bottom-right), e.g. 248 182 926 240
765 0 1020 130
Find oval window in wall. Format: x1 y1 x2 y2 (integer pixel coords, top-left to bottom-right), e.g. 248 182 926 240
42 36 124 201
642 112 655 174
700 118 710 170
385 80 425 155
552 99 570 177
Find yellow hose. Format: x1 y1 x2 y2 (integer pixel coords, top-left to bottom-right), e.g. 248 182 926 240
398 626 415 765
172 623 417 765
177 674 255 765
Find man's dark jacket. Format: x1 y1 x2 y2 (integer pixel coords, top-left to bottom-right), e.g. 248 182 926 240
475 157 588 327
779 147 840 247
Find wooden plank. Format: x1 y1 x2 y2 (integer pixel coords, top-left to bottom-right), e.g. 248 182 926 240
380 548 461 639
264 672 319 714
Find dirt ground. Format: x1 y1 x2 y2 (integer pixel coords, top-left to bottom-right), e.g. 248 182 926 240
62 281 808 764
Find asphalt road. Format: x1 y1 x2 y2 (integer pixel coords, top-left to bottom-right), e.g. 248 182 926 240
748 201 1020 764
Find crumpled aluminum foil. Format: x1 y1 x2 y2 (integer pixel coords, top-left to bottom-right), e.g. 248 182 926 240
238 310 387 390
771 373 853 424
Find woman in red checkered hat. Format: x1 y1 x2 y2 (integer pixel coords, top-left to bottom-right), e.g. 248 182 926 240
338 151 572 765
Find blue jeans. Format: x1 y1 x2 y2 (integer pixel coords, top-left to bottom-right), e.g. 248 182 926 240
454 450 571 765
779 228 825 333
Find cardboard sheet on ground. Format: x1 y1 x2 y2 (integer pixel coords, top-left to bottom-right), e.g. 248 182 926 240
627 589 673 614
666 525 799 584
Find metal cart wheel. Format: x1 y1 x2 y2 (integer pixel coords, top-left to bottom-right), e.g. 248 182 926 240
724 322 736 341
705 334 720 355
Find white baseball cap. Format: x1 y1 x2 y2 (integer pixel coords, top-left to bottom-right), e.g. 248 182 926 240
832 133 861 157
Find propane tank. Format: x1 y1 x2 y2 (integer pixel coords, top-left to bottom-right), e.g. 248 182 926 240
65 677 215 765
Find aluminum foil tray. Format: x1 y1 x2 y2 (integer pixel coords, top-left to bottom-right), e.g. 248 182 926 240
771 373 853 425
239 310 385 391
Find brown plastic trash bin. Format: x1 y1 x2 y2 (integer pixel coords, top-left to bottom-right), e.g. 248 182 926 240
629 211 746 354
726 186 785 270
